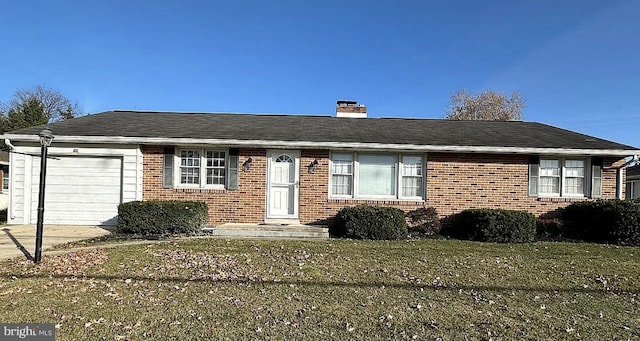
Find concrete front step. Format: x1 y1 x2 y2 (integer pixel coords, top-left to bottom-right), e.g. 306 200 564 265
207 223 329 239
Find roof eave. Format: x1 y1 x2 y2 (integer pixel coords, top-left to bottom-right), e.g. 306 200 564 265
3 134 639 157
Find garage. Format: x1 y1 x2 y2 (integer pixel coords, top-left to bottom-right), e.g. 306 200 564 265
30 156 123 225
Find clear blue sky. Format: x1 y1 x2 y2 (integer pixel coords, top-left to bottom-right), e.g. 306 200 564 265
1 0 638 147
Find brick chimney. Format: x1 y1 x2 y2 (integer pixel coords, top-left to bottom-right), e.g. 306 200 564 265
336 100 367 118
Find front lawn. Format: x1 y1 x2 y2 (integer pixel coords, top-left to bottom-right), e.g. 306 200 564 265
0 238 638 340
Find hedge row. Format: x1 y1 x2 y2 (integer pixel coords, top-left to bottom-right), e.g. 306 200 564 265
330 206 535 242
329 199 640 245
113 198 640 245
443 209 536 243
562 199 640 246
117 200 208 236
331 205 408 240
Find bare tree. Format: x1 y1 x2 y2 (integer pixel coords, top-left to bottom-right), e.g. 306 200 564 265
445 89 525 121
11 85 80 122
1 85 80 133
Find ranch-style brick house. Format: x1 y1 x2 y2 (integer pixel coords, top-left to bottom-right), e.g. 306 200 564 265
2 101 639 227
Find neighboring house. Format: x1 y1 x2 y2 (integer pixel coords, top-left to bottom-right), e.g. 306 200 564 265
627 164 640 199
1 101 639 226
0 150 10 211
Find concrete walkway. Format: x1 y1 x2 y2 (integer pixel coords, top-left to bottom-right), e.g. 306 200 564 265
0 225 111 261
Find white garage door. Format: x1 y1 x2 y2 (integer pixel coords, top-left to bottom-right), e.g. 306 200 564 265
31 156 122 225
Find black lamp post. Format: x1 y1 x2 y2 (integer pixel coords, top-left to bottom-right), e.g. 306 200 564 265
34 128 54 264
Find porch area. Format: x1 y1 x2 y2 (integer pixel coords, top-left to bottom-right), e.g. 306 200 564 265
206 223 329 239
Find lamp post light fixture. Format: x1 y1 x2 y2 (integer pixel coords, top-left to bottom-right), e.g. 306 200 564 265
34 128 54 264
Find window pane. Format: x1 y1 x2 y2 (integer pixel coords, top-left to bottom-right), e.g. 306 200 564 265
565 167 584 177
565 177 584 194
565 160 584 177
207 168 226 185
565 160 584 195
402 177 422 197
633 181 640 199
275 155 294 163
332 153 352 162
565 160 584 168
332 160 352 174
401 156 422 198
205 150 226 185
358 154 396 196
2 166 9 191
180 167 199 184
332 175 352 195
540 176 560 194
540 159 559 176
180 150 201 185
331 153 353 196
402 156 422 176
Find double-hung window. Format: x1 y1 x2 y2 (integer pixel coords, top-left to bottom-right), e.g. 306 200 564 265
178 148 226 188
205 151 226 185
180 150 201 185
564 160 585 195
331 154 353 196
539 159 560 195
401 156 423 198
330 152 424 200
529 157 595 197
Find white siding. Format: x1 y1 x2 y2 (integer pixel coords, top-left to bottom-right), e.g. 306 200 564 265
8 144 142 225
30 156 122 225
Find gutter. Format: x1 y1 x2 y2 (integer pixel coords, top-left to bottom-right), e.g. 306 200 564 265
4 138 15 151
2 134 639 157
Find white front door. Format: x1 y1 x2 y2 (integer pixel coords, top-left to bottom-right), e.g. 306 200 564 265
266 150 300 219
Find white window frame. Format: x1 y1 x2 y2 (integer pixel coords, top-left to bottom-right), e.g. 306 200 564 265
563 159 586 197
400 155 424 199
536 158 587 198
176 148 228 189
329 152 424 200
538 159 561 196
355 153 398 199
330 153 353 198
627 180 640 199
205 150 226 186
1 165 8 192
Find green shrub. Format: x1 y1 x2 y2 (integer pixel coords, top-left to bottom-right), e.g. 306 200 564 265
117 200 208 236
331 205 408 240
445 209 536 243
536 218 564 240
406 207 441 237
563 199 640 246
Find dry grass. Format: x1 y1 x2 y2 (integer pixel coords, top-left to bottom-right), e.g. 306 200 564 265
1 238 638 340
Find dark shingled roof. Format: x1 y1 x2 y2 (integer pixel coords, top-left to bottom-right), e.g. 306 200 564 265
4 110 638 151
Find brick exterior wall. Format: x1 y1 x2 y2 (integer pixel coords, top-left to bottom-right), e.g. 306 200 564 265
142 145 624 226
143 146 267 225
425 153 619 217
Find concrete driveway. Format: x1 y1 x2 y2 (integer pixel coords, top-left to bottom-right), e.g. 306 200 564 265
0 225 111 261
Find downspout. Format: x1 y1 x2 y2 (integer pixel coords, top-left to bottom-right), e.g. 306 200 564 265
617 168 624 199
4 138 15 220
